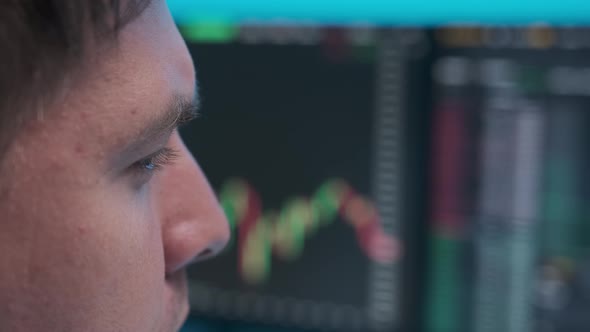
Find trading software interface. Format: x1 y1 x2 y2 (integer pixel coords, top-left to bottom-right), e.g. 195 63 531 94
179 25 590 332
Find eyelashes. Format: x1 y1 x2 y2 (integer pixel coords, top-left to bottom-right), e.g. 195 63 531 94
134 147 180 174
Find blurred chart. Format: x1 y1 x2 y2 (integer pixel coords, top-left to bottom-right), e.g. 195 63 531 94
179 27 418 331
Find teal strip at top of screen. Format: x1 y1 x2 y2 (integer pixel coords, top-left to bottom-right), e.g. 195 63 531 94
169 0 590 25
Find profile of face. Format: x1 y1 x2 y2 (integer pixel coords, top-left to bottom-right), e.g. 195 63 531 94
0 1 229 331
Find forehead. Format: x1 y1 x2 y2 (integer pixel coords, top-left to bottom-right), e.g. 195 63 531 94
96 0 195 109
73 1 194 137
65 1 194 150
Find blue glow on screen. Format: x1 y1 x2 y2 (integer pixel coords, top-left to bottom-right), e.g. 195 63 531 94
169 0 590 25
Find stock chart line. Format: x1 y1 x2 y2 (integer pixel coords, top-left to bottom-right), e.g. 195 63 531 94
219 178 400 284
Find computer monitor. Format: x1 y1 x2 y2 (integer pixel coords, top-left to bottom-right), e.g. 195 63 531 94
176 15 590 332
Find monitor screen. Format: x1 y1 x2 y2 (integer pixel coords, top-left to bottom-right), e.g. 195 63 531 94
179 24 590 332
180 26 417 332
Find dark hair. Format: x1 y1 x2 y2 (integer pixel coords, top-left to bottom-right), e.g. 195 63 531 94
0 0 151 155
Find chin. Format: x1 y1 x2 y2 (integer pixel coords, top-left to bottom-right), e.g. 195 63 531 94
173 297 190 331
157 296 189 332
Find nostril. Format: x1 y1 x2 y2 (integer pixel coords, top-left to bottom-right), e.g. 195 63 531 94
197 248 213 259
189 248 214 265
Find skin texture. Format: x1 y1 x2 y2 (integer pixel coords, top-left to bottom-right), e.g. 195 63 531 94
0 1 230 331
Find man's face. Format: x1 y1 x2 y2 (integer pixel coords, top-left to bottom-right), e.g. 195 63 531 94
0 1 229 331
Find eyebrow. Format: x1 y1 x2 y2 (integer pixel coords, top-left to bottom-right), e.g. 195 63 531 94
135 94 200 144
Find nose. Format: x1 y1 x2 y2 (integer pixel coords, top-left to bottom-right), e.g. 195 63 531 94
156 132 230 276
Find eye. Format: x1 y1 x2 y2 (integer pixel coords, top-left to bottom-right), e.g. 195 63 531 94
132 147 180 175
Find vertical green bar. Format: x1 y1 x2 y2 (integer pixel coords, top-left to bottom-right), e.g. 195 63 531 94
541 104 583 259
426 234 461 332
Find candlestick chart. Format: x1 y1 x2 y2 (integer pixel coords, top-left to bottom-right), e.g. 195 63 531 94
180 36 403 331
219 178 399 284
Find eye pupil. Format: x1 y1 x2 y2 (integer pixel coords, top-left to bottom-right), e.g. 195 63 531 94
142 160 156 171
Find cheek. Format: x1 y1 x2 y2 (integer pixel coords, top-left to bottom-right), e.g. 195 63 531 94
0 181 167 331
73 186 167 329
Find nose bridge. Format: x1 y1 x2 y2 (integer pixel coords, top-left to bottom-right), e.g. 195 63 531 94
158 133 230 275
